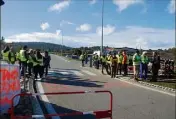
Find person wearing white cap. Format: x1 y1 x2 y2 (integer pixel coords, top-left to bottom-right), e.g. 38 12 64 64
140 51 149 80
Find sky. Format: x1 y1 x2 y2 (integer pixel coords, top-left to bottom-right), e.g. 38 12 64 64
1 0 176 49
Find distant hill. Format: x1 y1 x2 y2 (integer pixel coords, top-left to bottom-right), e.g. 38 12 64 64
8 42 72 52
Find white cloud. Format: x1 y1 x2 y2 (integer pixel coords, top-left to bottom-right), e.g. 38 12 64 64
40 22 50 31
96 25 116 36
167 0 175 14
89 0 96 5
5 26 175 49
56 30 61 36
76 24 92 32
48 0 71 12
113 0 144 12
60 20 75 26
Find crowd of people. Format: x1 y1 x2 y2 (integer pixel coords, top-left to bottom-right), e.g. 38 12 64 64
80 49 166 82
1 45 51 79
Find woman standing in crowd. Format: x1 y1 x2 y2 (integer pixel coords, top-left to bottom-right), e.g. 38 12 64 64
43 51 51 77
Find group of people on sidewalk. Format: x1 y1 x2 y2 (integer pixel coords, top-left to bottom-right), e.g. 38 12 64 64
80 49 161 82
1 45 51 79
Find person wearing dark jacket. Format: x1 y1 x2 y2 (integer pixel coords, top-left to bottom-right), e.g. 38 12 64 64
43 51 51 77
33 50 43 79
151 52 160 82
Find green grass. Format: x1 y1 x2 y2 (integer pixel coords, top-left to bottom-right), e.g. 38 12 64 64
143 80 176 89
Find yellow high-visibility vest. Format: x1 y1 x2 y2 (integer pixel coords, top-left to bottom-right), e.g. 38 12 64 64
2 50 10 62
33 57 43 66
10 52 15 63
27 55 33 64
20 50 27 61
117 55 123 63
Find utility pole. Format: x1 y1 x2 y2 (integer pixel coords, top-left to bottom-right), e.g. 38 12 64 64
101 0 104 55
61 29 63 56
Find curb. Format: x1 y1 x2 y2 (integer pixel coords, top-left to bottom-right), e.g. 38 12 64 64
85 66 176 93
137 81 176 93
30 78 45 119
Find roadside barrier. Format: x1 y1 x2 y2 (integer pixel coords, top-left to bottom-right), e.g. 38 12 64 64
10 90 113 119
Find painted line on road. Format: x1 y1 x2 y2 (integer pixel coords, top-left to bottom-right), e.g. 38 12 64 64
71 70 84 76
37 82 61 119
116 78 175 97
82 70 97 76
57 56 70 62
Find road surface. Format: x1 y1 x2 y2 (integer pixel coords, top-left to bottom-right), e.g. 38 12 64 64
35 54 175 119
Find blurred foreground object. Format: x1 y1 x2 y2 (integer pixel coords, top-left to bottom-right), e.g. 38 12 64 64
0 0 5 6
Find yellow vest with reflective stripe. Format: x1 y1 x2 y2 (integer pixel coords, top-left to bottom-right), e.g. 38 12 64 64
2 50 9 61
20 50 27 61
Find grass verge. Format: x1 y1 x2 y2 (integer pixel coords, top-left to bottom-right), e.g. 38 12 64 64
142 80 176 89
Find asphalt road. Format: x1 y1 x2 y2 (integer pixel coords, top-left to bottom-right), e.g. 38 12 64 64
36 54 175 119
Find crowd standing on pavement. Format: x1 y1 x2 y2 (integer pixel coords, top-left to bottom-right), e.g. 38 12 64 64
79 49 175 82
1 45 51 80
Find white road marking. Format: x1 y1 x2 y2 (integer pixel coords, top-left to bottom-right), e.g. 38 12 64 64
82 70 97 76
71 70 84 76
57 56 70 62
115 78 175 97
37 82 61 119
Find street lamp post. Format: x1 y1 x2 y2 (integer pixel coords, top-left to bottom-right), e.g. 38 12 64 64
61 29 64 56
101 0 104 55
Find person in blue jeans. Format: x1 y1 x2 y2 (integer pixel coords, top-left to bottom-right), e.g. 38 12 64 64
140 51 149 80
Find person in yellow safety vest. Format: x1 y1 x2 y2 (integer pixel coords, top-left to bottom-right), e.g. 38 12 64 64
80 53 85 67
33 50 44 79
140 51 149 80
122 50 128 76
16 48 22 69
27 49 34 76
1 46 10 63
133 49 141 81
117 51 123 75
110 53 118 78
20 45 28 76
9 46 16 64
101 54 107 74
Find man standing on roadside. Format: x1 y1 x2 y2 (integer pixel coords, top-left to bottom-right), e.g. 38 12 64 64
140 51 149 80
101 54 107 74
133 49 141 81
122 50 128 76
20 45 28 76
117 51 123 75
80 53 85 67
151 52 160 82
110 53 118 78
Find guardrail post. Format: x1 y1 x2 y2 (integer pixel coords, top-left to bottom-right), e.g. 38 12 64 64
90 55 92 67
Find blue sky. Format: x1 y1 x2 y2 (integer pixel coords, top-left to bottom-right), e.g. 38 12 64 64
2 0 175 49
